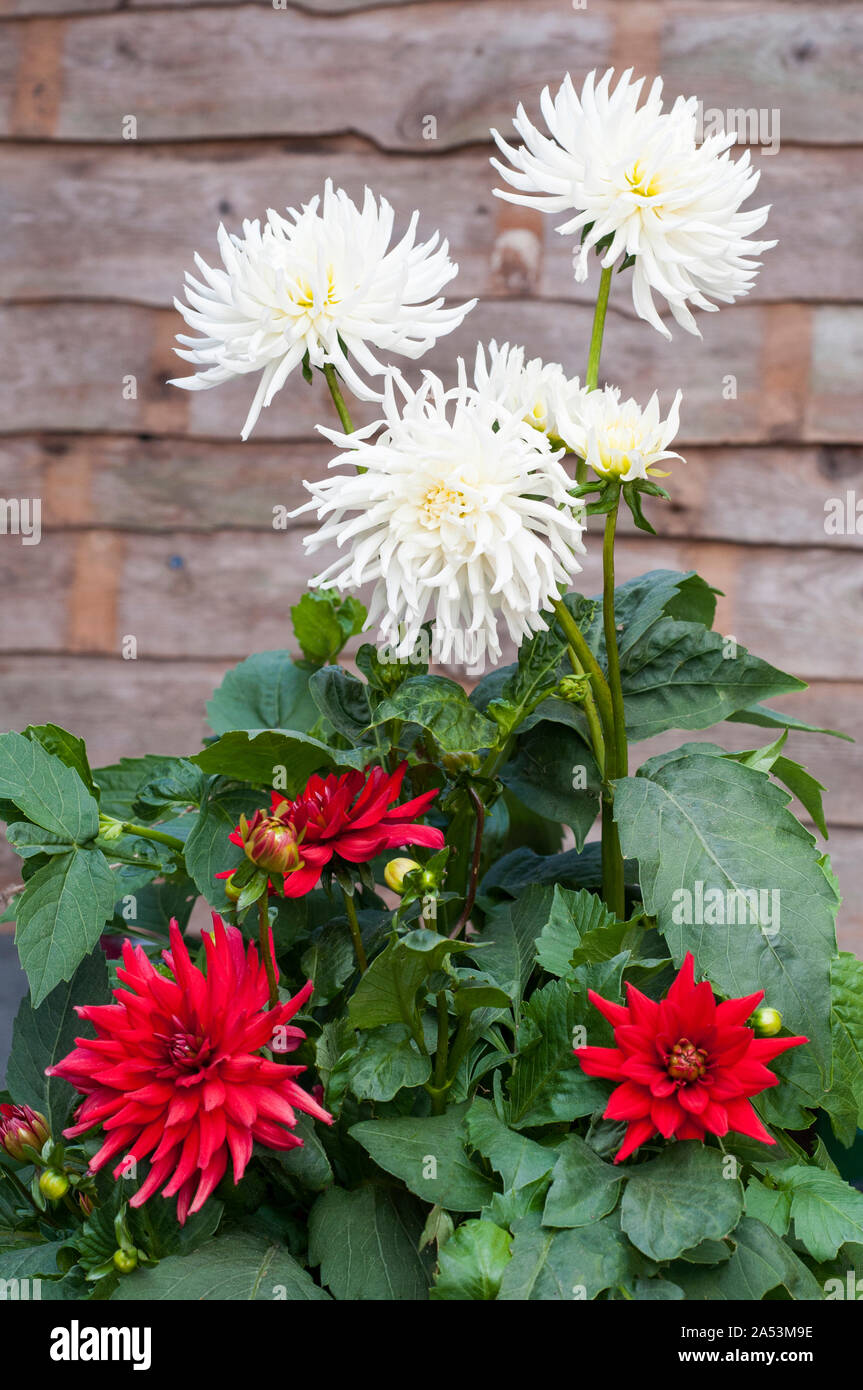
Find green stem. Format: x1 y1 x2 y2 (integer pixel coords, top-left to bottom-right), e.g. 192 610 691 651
341 887 368 974
601 497 627 919
431 991 450 1115
323 363 355 434
579 262 614 483
120 823 186 853
565 645 605 779
449 786 484 940
258 894 279 1010
552 599 615 755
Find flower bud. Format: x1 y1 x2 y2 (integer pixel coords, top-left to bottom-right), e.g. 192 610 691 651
38 1169 70 1201
97 813 126 843
113 1248 138 1274
0 1103 49 1161
237 811 303 876
556 673 592 704
750 1006 783 1037
384 857 422 894
223 872 242 903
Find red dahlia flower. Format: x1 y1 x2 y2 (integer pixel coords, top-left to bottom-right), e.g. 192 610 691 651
575 953 807 1163
226 762 445 897
48 915 331 1223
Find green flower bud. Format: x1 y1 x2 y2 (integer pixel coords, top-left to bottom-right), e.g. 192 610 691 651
39 1169 70 1201
112 1248 138 1274
751 1006 783 1037
384 857 422 894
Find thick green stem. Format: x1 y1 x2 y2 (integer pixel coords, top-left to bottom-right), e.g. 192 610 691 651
552 599 615 755
449 786 484 940
341 887 368 974
565 645 605 779
258 894 279 1010
577 263 614 484
120 823 186 853
322 363 354 434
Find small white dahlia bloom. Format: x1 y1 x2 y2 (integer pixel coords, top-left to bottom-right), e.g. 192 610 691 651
169 180 476 439
491 68 775 339
557 386 683 483
293 366 587 666
472 340 588 443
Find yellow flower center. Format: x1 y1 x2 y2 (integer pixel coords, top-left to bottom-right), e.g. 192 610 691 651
419 482 471 528
596 420 645 476
625 161 662 200
293 266 340 313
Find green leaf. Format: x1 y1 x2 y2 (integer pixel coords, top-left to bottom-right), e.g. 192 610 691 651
431 1219 512 1300
670 1217 823 1300
266 1113 333 1194
131 759 207 823
0 731 100 843
542 1134 624 1229
291 590 366 668
369 675 498 754
744 1177 791 1237
502 722 601 851
781 1165 863 1261
192 729 363 788
350 1106 496 1212
498 1214 646 1300
452 983 512 1016
206 651 318 736
24 723 95 794
183 785 263 910
729 737 828 839
0 1239 72 1281
471 884 560 1006
347 1025 431 1102
832 952 863 1128
726 702 851 741
94 755 187 820
535 885 618 978
473 627 566 738
309 666 374 741
507 978 610 1129
614 753 837 1080
466 1098 556 1192
620 1144 743 1263
112 1233 328 1301
308 1185 432 1300
5 823 79 858
15 847 116 1005
348 929 474 1032
6 947 110 1132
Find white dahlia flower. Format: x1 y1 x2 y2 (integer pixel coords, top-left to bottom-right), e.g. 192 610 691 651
472 340 588 443
556 385 683 483
491 68 775 339
293 366 586 666
169 181 476 439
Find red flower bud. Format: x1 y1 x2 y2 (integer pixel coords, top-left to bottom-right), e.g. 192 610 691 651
236 811 303 876
0 1103 49 1160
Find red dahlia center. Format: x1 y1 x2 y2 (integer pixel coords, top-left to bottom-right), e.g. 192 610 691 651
665 1037 708 1085
161 1029 214 1072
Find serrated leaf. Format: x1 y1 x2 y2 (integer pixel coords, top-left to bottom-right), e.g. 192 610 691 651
498 1213 646 1300
14 848 116 1005
782 1165 863 1261
206 651 318 736
466 1098 555 1192
534 884 618 978
369 675 498 754
744 1177 791 1237
347 1025 431 1102
0 731 99 843
111 1232 328 1301
192 729 363 788
348 929 474 1032
670 1217 823 1300
614 753 837 1080
431 1219 512 1300
308 1185 431 1300
507 978 609 1128
350 1106 495 1212
620 1144 743 1263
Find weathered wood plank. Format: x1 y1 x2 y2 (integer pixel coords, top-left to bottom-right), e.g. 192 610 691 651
0 529 860 678
2 435 861 549
1 143 858 306
2 300 861 443
1 2 860 146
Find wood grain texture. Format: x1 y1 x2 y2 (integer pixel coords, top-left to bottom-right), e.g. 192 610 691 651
0 528 861 680
1 2 861 146
2 143 861 307
2 299 862 443
2 435 861 550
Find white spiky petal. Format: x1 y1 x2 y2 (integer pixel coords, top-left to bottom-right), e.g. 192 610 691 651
491 68 776 339
293 366 587 667
170 180 476 439
473 340 588 443
556 385 684 483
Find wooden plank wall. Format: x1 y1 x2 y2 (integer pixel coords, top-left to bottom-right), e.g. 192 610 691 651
0 0 862 947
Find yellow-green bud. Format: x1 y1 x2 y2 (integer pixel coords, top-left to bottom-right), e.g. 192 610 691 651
112 1249 138 1274
39 1169 70 1201
751 1006 783 1037
384 858 422 894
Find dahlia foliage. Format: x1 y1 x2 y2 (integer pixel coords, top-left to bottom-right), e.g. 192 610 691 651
1 66 861 1307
